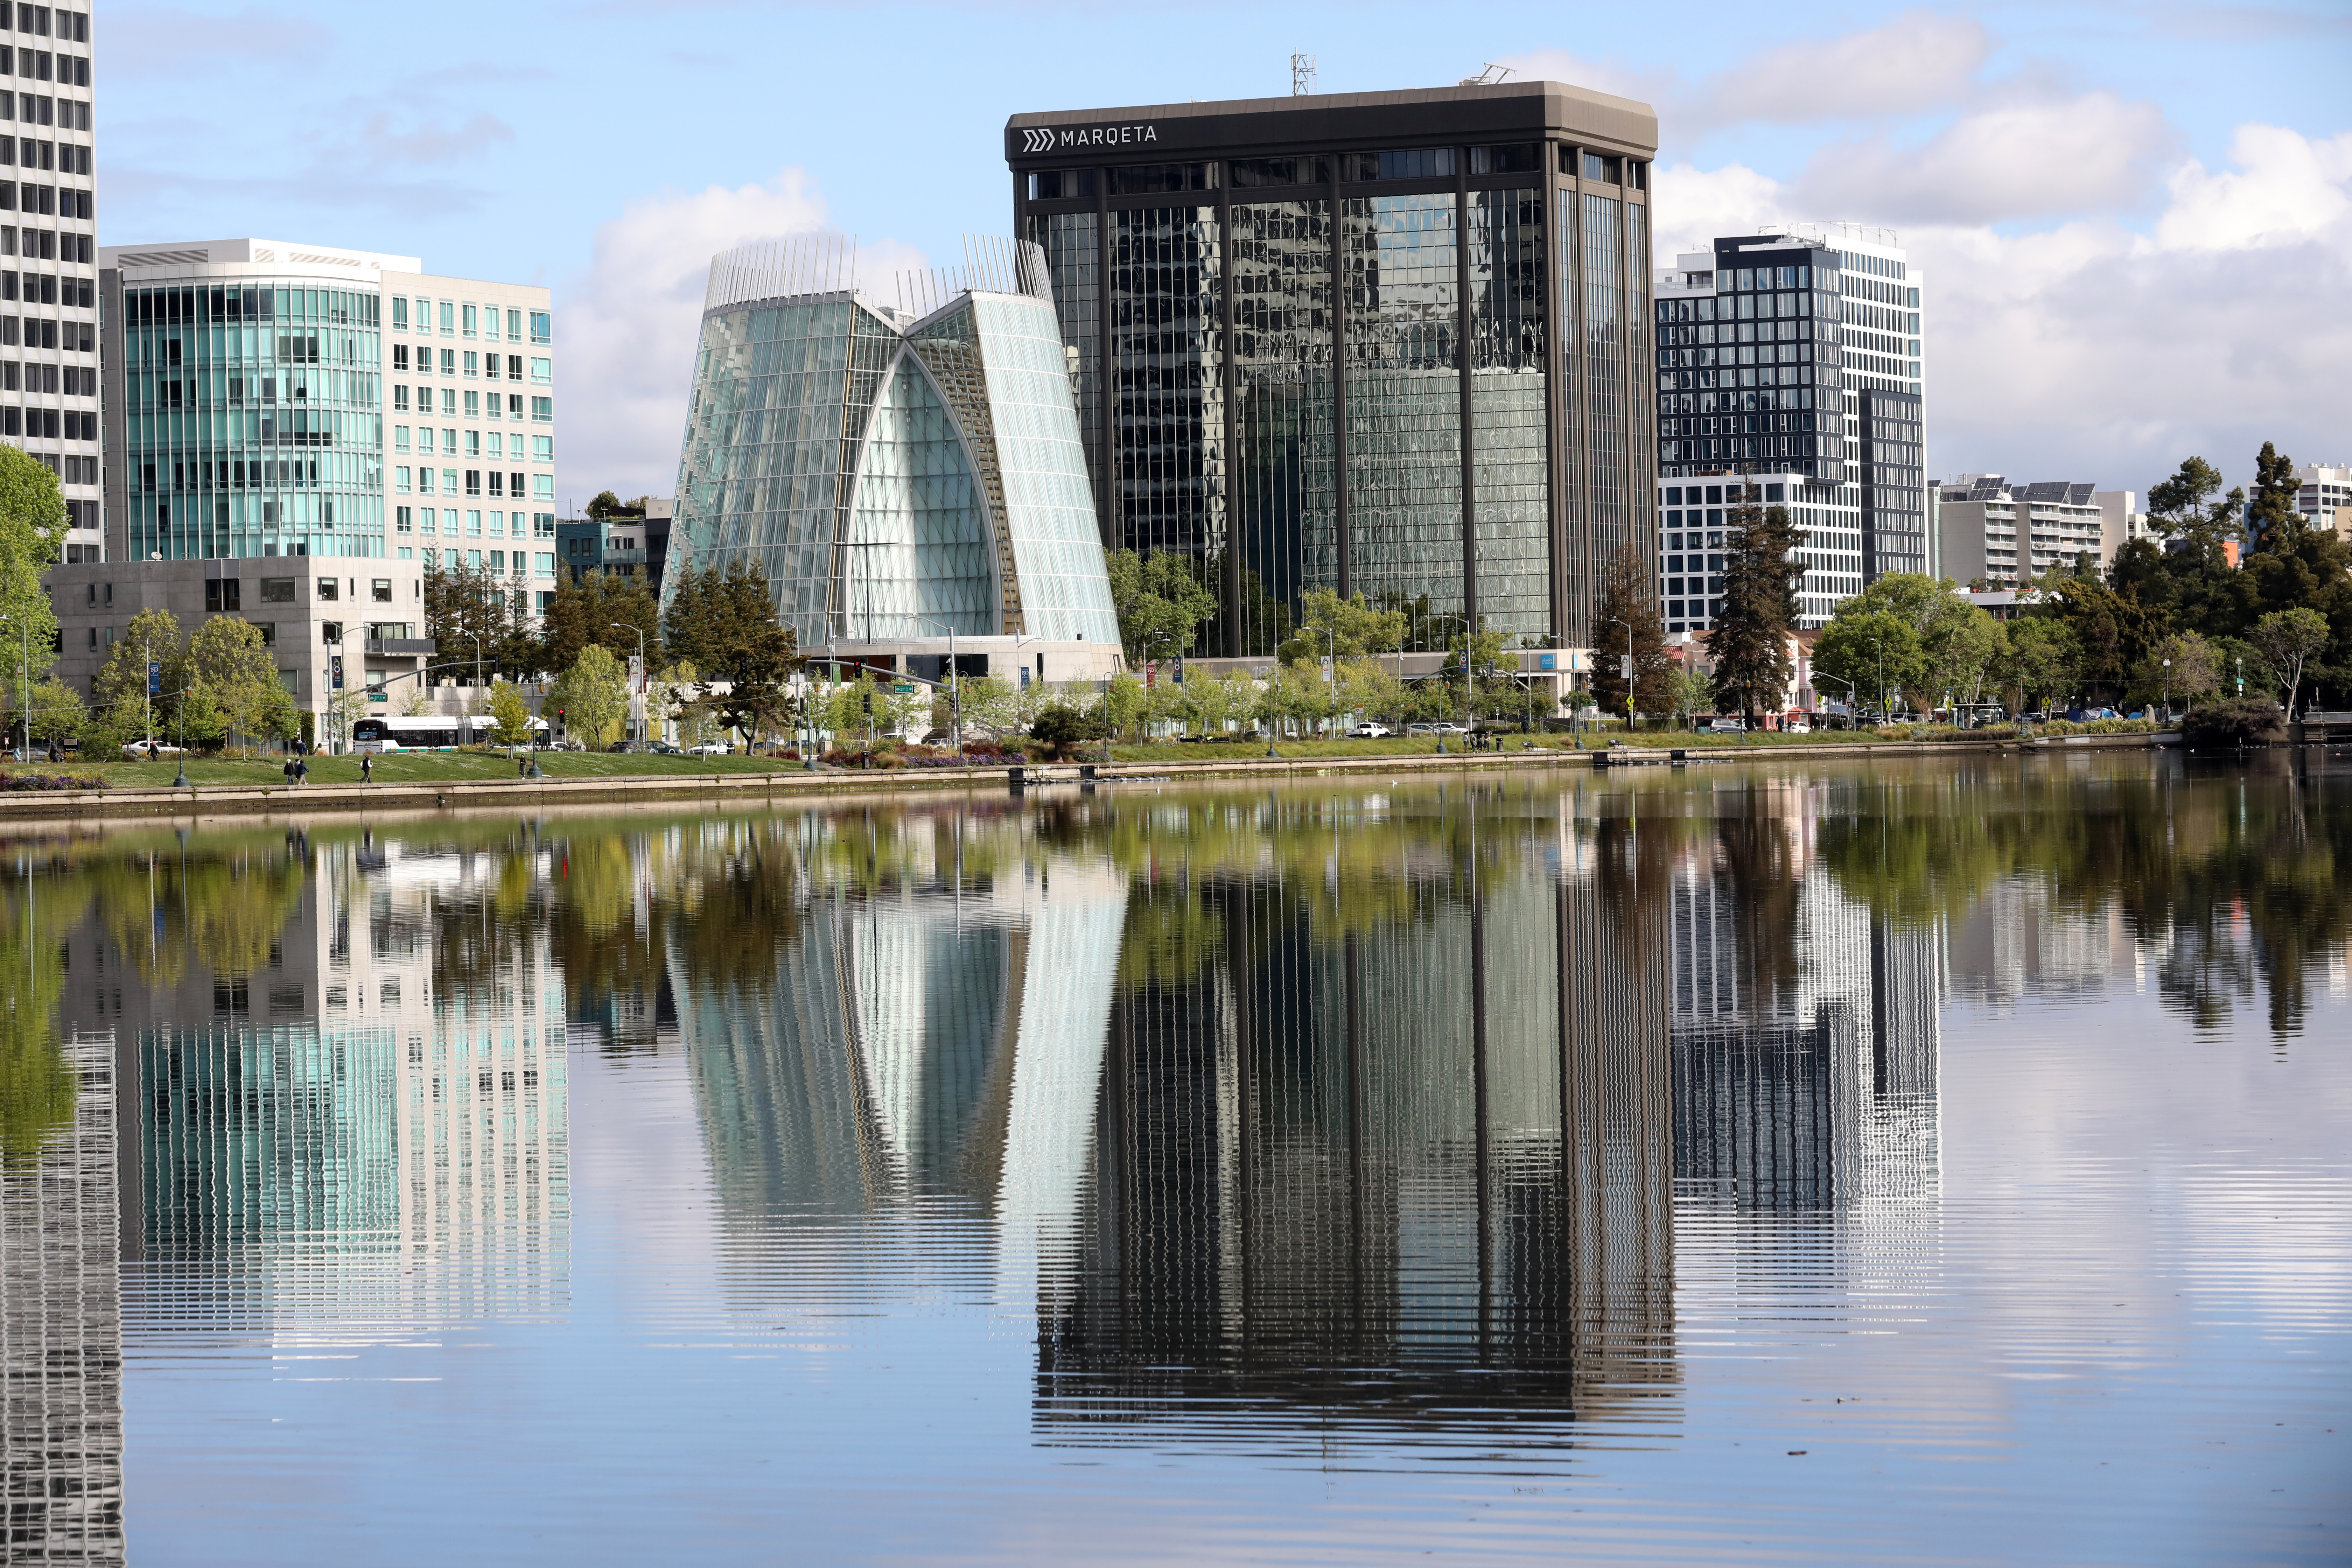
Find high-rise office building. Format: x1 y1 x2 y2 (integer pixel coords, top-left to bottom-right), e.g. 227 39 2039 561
4 4 99 560
1651 227 1926 634
1006 80 1660 655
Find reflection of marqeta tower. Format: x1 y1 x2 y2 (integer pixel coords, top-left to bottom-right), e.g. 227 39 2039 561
0 1032 126 1566
1034 813 1679 1454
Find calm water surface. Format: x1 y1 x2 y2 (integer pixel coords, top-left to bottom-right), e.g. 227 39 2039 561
2 753 2346 1564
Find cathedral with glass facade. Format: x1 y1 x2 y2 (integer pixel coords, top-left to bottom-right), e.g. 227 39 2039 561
669 238 1121 670
1007 79 1658 656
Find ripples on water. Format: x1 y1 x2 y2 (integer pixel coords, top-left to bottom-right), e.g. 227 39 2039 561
0 753 2345 1564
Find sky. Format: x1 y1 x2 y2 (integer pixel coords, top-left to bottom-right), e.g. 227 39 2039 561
102 0 2352 513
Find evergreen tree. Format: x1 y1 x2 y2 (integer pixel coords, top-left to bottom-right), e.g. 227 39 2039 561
2245 441 2303 550
1708 493 1807 724
660 563 715 673
1588 542 1671 724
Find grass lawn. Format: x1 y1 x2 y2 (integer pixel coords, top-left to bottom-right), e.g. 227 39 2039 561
38 749 816 790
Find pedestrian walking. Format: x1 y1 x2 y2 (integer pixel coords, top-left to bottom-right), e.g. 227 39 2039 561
294 757 309 785
361 754 373 784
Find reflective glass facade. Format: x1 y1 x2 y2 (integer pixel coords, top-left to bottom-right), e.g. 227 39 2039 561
1012 83 1657 653
117 283 383 560
672 258 1119 646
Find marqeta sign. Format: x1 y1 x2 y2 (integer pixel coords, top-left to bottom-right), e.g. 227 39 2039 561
1017 123 1158 155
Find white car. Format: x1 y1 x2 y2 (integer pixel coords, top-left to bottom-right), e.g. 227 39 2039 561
684 741 733 756
1349 723 1394 739
120 738 187 758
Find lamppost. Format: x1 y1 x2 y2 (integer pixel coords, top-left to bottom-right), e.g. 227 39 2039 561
902 613 965 762
2161 656 2171 722
608 621 646 749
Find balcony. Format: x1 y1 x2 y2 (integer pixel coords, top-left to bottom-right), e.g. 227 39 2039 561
366 638 436 657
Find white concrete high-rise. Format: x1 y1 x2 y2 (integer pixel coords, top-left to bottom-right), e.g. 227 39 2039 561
3 5 98 558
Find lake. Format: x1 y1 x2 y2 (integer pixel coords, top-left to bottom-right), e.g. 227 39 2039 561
2 751 2345 1564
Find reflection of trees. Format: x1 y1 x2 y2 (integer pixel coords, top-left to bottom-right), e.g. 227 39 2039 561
1820 759 2352 1038
0 874 88 1162
86 844 305 990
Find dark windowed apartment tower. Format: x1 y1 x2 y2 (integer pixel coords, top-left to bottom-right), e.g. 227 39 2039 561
1008 81 1658 657
1651 227 1927 635
4 5 98 559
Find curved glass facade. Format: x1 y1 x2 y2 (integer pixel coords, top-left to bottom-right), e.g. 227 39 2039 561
672 259 1118 646
120 282 383 560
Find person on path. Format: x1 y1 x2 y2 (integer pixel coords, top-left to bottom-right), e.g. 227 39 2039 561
361 754 374 784
294 757 309 785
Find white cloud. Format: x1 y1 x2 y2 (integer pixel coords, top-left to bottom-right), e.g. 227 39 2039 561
1658 124 2352 494
1502 11 1995 139
1795 91 2177 224
2155 124 2352 250
555 168 925 505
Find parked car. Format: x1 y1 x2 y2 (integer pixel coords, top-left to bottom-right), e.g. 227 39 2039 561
607 740 637 753
1784 718 1811 734
1349 723 1394 739
684 741 732 756
1704 718 1747 733
649 741 683 755
120 738 187 759
1407 722 1472 735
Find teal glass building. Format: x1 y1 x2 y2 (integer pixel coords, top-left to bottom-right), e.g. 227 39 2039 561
670 239 1120 649
111 278 384 561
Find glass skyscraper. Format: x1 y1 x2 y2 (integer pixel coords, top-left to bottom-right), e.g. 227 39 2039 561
1007 81 1659 656
1650 227 1929 634
670 238 1120 652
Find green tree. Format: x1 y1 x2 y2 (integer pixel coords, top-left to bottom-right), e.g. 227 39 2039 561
667 561 798 740
186 616 284 757
1708 497 1806 723
1588 541 1672 724
1663 664 1713 729
586 489 625 519
548 644 629 746
2244 441 2302 550
2052 575 2166 701
957 673 1018 738
540 568 662 676
1999 617 2085 713
2247 607 2330 717
485 679 537 747
1029 700 1108 759
16 673 85 749
2131 631 2222 713
0 445 66 690
1274 588 1406 666
1815 611 1924 716
1107 548 1221 664
1095 669 1148 741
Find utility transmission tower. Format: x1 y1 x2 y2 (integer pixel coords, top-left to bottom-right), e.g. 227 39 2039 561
1291 53 1316 95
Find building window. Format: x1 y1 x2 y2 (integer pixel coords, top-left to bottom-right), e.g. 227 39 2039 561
528 357 551 384
529 310 551 344
530 397 551 421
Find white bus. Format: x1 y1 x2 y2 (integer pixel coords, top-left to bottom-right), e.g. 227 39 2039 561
351 715 548 752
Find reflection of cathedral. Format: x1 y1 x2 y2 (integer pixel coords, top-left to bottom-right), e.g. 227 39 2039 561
0 1031 125 1566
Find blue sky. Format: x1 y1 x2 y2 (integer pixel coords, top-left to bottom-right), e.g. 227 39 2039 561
106 1 2352 508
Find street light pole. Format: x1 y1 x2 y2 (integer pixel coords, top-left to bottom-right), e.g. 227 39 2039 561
608 621 647 748
1609 615 1637 735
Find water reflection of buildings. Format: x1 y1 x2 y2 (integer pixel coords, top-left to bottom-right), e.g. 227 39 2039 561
1667 813 1943 1214
1035 810 1679 1452
0 1032 125 1566
680 813 1127 1259
58 832 568 1327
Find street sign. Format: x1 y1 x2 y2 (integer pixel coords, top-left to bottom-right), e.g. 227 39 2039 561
892 683 915 694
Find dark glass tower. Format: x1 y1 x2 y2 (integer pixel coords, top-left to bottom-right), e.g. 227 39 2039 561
1007 82 1659 656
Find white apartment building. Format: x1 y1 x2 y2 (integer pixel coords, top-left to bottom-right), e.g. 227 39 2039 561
2095 489 2151 561
2 4 98 557
2295 462 2351 536
78 238 558 726
1936 476 2105 587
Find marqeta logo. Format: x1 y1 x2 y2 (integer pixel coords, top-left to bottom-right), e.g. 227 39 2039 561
1018 123 1158 155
